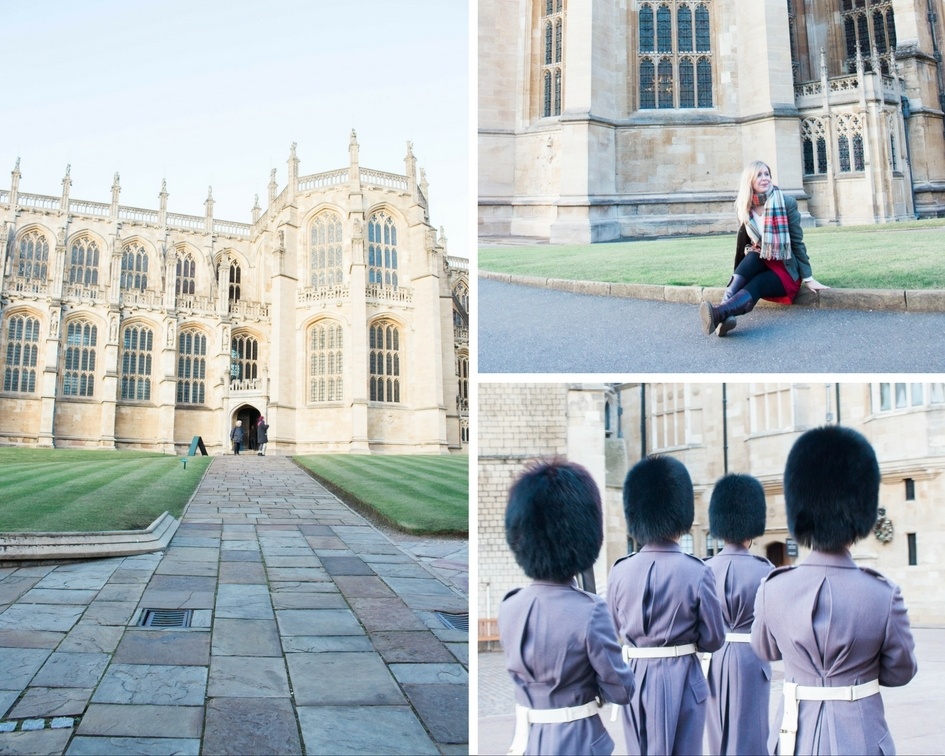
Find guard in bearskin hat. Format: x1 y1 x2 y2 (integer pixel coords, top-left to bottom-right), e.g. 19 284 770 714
607 455 725 756
751 425 917 755
499 460 635 755
705 473 774 755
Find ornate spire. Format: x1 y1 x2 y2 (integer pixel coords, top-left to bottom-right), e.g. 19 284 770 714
349 129 359 166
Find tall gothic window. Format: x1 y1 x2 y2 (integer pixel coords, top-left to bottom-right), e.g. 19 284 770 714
2 314 40 393
842 0 897 75
540 0 565 117
228 262 242 303
176 252 196 297
369 320 401 403
176 328 206 404
310 321 343 402
367 212 398 288
120 324 153 401
62 319 97 397
120 243 149 291
638 1 713 110
836 113 865 173
231 333 258 383
14 230 48 283
67 237 99 287
802 118 828 175
310 212 344 287
457 353 469 410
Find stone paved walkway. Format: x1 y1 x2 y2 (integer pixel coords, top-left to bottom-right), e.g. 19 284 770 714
0 456 468 755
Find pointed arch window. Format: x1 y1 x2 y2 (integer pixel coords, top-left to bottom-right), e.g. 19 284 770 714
539 0 565 117
369 320 401 403
176 328 207 404
802 118 828 176
62 319 97 397
310 212 344 287
68 237 100 287
120 324 153 401
457 352 469 411
310 321 344 402
176 251 196 297
231 333 258 383
637 2 713 110
228 262 241 303
120 243 149 291
368 212 398 288
14 230 49 284
2 314 40 393
841 0 897 74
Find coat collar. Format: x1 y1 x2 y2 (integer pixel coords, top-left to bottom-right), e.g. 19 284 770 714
798 548 856 569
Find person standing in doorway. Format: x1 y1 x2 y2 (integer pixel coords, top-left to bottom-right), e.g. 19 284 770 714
230 421 244 455
256 416 269 456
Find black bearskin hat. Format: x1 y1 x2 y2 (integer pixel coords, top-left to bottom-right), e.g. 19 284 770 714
784 425 880 551
709 473 767 543
623 456 694 544
505 460 603 583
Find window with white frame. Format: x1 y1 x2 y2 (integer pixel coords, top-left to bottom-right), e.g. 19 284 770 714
539 0 565 117
310 212 343 287
637 1 713 110
231 333 258 384
368 212 398 288
120 243 149 291
749 384 795 434
67 237 100 287
176 252 196 297
62 319 97 397
2 314 40 393
649 383 691 450
874 382 945 413
13 230 49 284
176 328 207 404
120 324 153 401
310 321 343 402
679 533 695 555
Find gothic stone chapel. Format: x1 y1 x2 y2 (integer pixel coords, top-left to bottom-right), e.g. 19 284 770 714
0 133 470 454
479 0 945 242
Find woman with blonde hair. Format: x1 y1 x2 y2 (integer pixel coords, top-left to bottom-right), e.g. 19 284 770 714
700 161 828 336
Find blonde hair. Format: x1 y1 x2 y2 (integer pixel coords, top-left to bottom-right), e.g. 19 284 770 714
734 160 771 226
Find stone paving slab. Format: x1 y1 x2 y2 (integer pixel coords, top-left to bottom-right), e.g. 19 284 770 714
0 455 468 753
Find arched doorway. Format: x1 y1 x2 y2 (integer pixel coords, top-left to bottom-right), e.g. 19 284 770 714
766 541 787 567
232 404 261 451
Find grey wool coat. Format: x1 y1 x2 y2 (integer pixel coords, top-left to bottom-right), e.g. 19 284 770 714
751 549 918 755
607 541 726 756
499 581 636 755
705 543 775 755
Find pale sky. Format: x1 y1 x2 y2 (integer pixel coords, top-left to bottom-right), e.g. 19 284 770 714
0 0 470 256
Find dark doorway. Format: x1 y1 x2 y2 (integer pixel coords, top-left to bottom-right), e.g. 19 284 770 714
233 405 261 450
766 541 787 567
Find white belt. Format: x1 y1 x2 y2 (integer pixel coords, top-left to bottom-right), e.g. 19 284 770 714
779 679 880 755
622 643 697 661
725 632 751 643
508 700 603 755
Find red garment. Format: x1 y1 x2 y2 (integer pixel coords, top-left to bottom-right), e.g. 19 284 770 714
764 258 801 304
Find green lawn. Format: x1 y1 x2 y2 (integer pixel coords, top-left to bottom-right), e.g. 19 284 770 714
293 455 468 535
479 218 945 289
0 449 211 532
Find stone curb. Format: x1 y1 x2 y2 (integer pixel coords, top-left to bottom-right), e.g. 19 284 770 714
0 512 180 563
480 271 945 313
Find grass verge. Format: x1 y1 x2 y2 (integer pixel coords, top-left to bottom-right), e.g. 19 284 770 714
479 219 945 289
293 454 468 536
0 448 211 532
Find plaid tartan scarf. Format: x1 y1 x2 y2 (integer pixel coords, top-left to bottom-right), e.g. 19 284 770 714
746 186 792 261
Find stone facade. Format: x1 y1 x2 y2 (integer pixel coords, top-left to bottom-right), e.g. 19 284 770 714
0 134 469 455
478 381 945 626
479 0 945 242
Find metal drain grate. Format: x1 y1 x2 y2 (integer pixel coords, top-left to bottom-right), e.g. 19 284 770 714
138 609 193 628
434 611 469 632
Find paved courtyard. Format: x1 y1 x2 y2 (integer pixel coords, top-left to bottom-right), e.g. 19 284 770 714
0 456 468 755
477 625 945 754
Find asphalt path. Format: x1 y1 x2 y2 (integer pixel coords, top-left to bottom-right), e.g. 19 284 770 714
479 278 945 373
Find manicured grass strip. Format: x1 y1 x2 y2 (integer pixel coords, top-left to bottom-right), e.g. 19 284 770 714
293 455 468 535
479 219 945 290
0 449 211 532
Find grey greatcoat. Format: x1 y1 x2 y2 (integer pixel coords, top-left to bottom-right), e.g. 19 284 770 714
607 541 726 756
705 543 774 755
751 549 918 755
499 580 635 755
